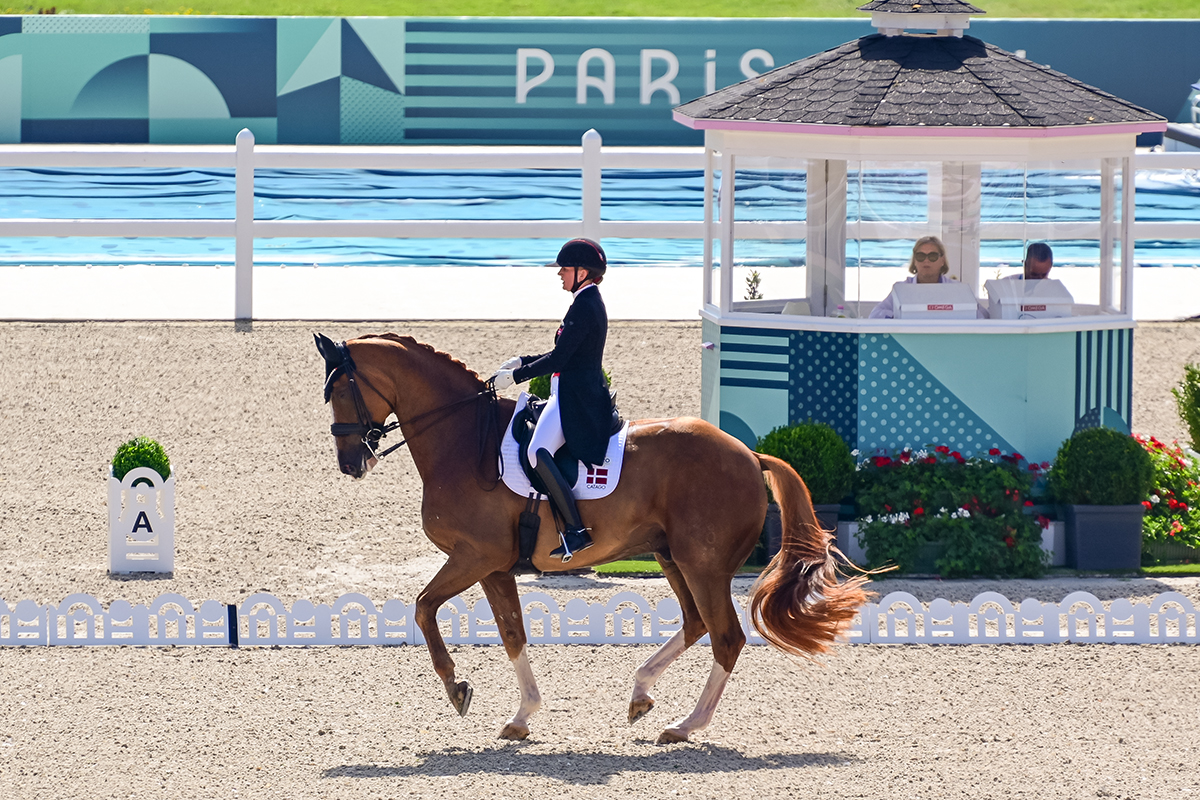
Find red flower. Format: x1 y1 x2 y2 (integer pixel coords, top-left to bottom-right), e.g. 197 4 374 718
1037 515 1051 529
1040 462 1050 470
873 456 893 467
1004 536 1015 548
989 448 1001 456
914 507 925 516
1182 503 1190 512
1012 452 1024 461
935 445 950 455
1028 464 1038 471
1169 498 1180 510
899 451 911 463
1143 501 1152 510
951 451 965 463
925 456 937 464
884 504 892 512
1171 520 1183 534
1024 500 1034 507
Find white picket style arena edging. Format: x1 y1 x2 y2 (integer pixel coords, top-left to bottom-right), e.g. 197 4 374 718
3 590 1200 647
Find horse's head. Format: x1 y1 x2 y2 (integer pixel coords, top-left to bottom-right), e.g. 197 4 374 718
315 332 393 479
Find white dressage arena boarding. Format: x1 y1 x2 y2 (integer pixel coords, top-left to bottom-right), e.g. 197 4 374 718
2 590 1200 648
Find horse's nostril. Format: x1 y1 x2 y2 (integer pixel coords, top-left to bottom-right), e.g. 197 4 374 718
340 462 358 476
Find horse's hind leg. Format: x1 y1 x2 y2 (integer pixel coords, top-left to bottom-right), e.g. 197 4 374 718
628 556 708 725
479 571 542 740
657 575 746 744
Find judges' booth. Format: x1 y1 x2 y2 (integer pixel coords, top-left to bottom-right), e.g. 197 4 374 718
673 0 1166 464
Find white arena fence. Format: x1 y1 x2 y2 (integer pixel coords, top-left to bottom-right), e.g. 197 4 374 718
3 590 1199 648
0 131 1197 319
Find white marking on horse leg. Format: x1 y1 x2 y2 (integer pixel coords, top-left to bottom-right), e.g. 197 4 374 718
505 645 542 731
631 630 688 704
661 661 731 740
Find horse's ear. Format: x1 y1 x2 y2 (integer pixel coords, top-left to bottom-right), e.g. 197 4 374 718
314 332 340 365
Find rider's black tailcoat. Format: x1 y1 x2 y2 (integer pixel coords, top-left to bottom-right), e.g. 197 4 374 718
513 284 610 466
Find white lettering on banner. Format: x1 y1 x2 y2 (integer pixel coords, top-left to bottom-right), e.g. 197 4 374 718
577 48 616 105
516 48 554 104
705 49 717 95
740 48 775 79
640 49 680 105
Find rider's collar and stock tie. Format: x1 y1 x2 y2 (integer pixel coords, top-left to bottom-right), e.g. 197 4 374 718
325 340 501 466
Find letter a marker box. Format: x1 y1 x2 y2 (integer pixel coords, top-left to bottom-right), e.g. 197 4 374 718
108 466 175 573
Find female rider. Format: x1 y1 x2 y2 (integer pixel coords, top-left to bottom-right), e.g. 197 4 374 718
492 238 611 562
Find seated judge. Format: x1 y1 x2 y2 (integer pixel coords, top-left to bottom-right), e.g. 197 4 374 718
869 236 953 320
1004 242 1054 280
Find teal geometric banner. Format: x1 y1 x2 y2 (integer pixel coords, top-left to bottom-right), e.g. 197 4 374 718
0 16 1196 145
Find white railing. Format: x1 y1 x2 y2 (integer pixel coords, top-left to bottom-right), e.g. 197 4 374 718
0 131 1197 319
5 590 1199 647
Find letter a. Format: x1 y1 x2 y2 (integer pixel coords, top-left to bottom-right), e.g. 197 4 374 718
132 510 154 534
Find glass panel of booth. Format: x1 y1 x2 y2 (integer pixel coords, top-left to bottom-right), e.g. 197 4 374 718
724 156 807 314
716 155 1129 321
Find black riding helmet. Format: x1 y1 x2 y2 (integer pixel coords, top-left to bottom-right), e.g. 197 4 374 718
549 238 607 290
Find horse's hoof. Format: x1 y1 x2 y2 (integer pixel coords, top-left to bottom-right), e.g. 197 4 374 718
628 698 655 725
657 727 689 745
451 681 473 717
498 723 530 740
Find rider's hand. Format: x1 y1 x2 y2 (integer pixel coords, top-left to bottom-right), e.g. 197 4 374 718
492 369 515 391
498 356 522 371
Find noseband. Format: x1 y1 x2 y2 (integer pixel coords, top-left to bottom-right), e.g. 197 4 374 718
323 340 499 464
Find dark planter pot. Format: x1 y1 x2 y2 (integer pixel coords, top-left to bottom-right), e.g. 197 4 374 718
763 503 782 559
1063 504 1145 571
813 503 840 535
911 541 946 574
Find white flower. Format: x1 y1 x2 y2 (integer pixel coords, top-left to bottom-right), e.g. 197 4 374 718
916 449 928 460
960 508 971 518
939 507 948 514
863 515 874 524
1151 495 1160 504
851 449 860 457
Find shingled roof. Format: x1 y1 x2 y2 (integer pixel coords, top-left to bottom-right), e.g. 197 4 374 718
674 34 1163 132
857 0 984 13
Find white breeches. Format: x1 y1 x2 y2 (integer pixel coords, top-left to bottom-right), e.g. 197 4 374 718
528 375 565 468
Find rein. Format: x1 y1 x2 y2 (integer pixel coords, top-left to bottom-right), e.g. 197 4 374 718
325 341 503 482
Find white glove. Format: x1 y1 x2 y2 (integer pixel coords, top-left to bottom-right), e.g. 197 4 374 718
499 356 522 371
492 369 515 391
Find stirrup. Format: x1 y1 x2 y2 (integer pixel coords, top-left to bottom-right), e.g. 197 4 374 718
551 528 593 563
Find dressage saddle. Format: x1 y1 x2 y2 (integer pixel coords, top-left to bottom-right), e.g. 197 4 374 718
510 392 622 494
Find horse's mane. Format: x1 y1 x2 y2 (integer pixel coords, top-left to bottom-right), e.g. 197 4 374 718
353 333 484 385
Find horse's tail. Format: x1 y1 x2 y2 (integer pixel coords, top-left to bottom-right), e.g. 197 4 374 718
749 453 870 659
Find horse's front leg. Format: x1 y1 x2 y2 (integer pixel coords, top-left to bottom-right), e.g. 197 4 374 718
414 554 495 717
480 572 542 740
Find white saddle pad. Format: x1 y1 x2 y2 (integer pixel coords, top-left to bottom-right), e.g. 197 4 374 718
500 392 629 501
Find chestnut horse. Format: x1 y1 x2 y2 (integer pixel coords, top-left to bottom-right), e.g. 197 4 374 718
315 332 868 744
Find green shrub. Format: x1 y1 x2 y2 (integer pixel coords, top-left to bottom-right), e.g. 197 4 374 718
854 446 1047 578
1173 363 1200 452
1138 434 1200 554
528 368 611 401
112 437 171 482
1047 427 1152 506
756 421 854 505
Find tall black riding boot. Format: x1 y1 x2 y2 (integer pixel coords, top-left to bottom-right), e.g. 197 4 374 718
533 448 593 563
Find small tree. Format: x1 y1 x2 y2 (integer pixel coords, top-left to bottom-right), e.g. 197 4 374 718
744 269 763 300
1173 363 1200 452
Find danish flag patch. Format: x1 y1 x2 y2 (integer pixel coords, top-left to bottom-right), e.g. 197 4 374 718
586 465 609 486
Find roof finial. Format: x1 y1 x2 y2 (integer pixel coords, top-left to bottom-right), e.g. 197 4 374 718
857 0 986 38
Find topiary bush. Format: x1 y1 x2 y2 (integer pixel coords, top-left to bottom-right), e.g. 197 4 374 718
112 437 171 482
1047 427 1152 506
528 368 611 401
1173 363 1200 452
756 421 854 505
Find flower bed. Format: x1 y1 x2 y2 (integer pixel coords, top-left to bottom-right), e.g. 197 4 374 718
854 446 1048 578
1137 434 1200 563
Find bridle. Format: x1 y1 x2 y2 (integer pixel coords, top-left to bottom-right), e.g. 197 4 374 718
323 341 502 471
